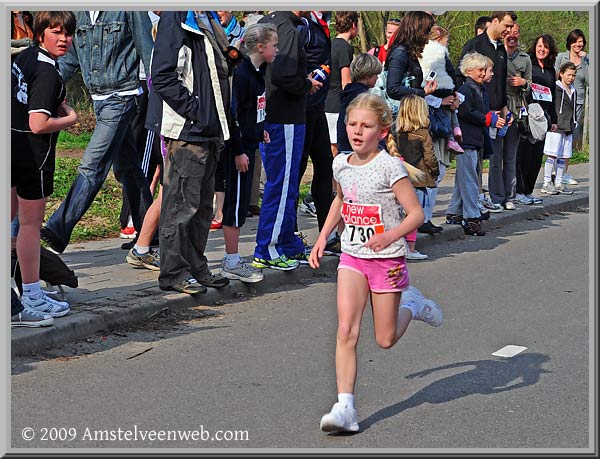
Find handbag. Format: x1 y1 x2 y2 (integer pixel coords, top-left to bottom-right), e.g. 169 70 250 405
516 94 531 138
543 131 563 155
370 70 400 117
428 106 452 139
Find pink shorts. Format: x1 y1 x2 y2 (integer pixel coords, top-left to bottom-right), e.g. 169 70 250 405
338 253 410 293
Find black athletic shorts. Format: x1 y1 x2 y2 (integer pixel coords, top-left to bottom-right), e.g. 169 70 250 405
11 129 57 199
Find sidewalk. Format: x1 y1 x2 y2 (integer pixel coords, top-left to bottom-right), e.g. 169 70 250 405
11 163 590 356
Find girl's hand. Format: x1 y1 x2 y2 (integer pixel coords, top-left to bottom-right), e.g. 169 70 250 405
550 123 558 132
235 153 250 173
263 130 270 143
364 231 396 252
309 237 327 269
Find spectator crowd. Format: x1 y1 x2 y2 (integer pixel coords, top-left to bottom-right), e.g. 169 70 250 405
10 10 589 328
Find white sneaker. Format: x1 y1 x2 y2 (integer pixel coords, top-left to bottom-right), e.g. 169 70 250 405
320 402 359 433
404 286 443 327
563 173 578 185
504 201 516 210
406 250 428 261
21 292 70 318
482 196 503 213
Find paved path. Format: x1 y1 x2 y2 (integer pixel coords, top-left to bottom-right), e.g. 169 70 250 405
10 163 590 356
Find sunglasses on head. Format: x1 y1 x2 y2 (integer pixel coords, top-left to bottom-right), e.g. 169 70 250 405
387 18 402 24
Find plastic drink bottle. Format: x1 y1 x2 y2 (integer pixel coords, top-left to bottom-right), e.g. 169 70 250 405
310 64 330 83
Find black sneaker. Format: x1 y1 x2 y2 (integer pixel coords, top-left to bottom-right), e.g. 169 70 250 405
196 272 230 288
430 222 444 231
40 226 67 254
478 210 491 221
418 221 442 235
162 277 207 295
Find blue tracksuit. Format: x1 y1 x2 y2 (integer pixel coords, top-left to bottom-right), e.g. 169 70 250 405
254 122 306 259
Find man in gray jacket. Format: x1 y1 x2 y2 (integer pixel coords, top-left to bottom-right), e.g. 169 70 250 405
41 11 154 254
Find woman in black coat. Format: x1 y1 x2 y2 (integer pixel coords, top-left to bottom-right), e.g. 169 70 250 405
515 34 558 200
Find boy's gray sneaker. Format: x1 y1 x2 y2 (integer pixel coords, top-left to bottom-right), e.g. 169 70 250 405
11 309 54 328
221 259 264 283
541 182 559 195
126 248 160 271
555 183 574 195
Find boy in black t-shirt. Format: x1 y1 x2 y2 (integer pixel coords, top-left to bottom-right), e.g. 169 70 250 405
11 11 77 324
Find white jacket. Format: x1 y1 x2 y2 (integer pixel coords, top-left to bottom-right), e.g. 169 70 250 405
419 40 455 91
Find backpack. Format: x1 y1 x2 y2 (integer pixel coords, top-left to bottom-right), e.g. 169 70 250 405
11 246 78 301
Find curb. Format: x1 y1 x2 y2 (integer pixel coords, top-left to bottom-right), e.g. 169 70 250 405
11 193 588 357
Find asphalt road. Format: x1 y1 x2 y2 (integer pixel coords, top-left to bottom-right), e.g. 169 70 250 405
11 208 591 451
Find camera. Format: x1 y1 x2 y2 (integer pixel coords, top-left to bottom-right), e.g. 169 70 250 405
426 70 437 81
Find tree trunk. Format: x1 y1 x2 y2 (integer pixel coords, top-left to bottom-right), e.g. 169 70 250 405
357 13 368 52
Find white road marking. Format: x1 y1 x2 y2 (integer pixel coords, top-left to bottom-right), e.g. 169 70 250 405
491 345 528 358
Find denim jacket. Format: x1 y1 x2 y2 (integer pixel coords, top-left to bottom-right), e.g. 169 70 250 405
58 11 153 95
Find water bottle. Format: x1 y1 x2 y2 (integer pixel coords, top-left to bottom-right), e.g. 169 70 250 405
497 112 512 137
310 64 330 83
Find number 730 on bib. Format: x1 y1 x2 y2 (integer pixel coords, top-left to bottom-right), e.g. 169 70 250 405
342 202 385 245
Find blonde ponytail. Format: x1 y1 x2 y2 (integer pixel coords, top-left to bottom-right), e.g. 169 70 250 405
386 134 426 184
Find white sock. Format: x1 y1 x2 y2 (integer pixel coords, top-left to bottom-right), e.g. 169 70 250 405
22 281 42 298
338 393 355 409
134 244 150 254
555 158 566 186
224 253 241 266
127 215 134 227
544 157 556 184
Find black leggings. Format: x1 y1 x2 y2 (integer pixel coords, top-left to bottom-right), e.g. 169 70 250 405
516 137 544 196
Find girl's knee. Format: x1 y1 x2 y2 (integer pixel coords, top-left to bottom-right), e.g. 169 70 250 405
375 333 397 350
337 323 359 346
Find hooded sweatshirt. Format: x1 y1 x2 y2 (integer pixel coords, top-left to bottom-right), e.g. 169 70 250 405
555 80 577 134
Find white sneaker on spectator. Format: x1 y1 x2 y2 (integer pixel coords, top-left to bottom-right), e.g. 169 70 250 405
563 173 578 185
482 196 503 213
21 292 70 318
320 402 359 433
406 250 428 261
504 201 516 210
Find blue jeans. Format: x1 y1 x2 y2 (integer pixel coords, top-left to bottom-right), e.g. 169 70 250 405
447 148 480 220
46 95 153 247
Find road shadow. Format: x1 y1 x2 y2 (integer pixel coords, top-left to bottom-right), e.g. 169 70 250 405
424 208 588 261
359 352 551 432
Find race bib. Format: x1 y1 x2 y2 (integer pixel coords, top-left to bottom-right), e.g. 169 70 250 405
342 202 385 246
256 92 266 123
531 83 553 102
